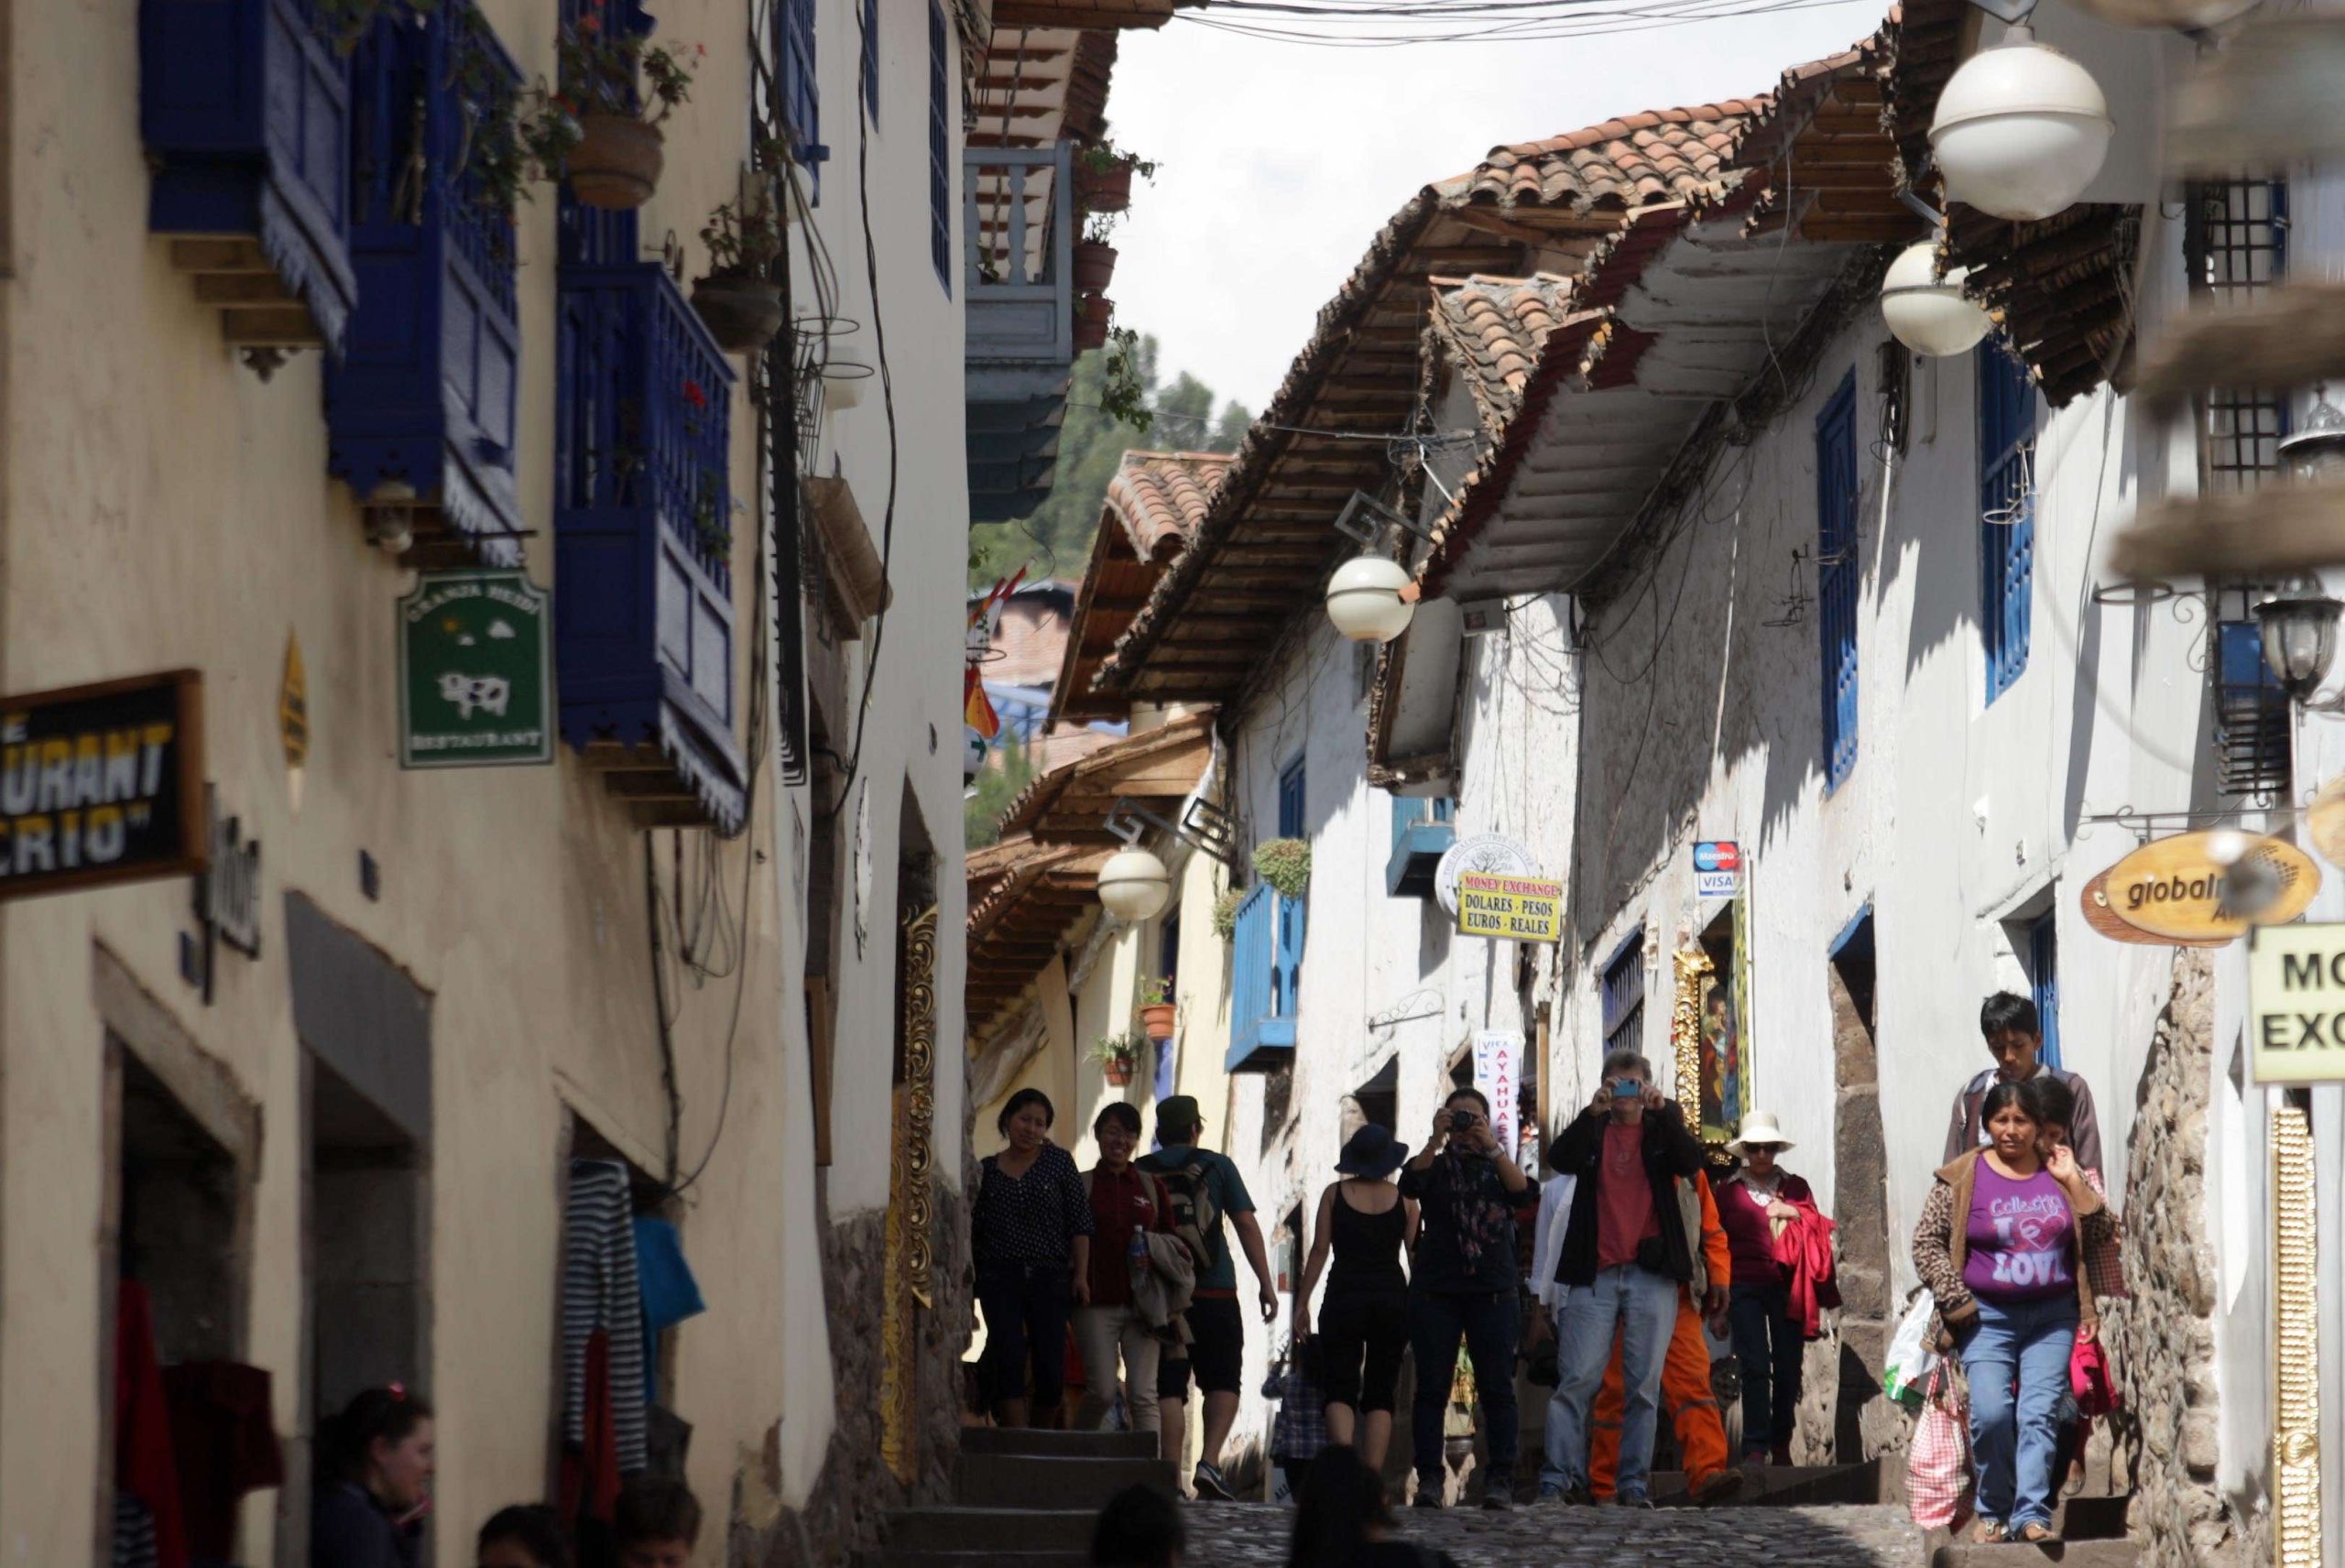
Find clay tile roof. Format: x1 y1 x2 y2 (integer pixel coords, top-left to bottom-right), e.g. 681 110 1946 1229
1451 103 1762 215
1102 451 1233 562
1430 274 1576 428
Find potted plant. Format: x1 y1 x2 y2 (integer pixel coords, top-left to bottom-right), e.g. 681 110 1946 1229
1074 215 1118 293
1211 887 1243 942
1074 290 1112 351
1074 136 1156 215
1137 977 1176 1043
1090 1029 1144 1087
692 197 787 353
552 17 699 210
1252 838 1312 899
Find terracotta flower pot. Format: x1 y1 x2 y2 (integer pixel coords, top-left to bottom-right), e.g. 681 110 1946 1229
1074 292 1111 351
567 113 663 210
1076 162 1133 213
1138 1003 1176 1043
691 273 786 354
1074 241 1118 293
1105 1059 1134 1086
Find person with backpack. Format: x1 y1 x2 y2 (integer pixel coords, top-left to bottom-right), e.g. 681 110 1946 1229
1138 1095 1278 1499
1077 1103 1176 1433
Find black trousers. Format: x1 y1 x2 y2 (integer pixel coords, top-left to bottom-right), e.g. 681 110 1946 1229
977 1258 1074 1409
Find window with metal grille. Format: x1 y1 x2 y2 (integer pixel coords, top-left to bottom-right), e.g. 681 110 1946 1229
2187 180 2288 491
1816 370 1860 792
1980 341 2036 702
1600 931 1644 1062
861 0 878 124
2027 911 2061 1070
928 0 950 292
2215 618 2292 798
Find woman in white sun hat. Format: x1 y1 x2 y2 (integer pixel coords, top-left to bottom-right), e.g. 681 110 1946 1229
1717 1113 1816 1466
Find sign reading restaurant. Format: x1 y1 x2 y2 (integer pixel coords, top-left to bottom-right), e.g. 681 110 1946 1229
1456 871 1564 943
2248 923 2345 1084
398 570 554 768
0 670 205 900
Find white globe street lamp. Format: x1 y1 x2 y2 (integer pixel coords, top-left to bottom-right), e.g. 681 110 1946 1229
1325 553 1418 644
1881 241 1994 357
1096 844 1172 921
1929 26 2113 223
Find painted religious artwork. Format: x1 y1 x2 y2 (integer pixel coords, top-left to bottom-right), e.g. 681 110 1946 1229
1695 901 1749 1146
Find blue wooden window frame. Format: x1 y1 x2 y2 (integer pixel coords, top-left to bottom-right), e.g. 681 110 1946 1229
1600 930 1644 1061
561 0 644 269
1816 370 1860 792
1980 342 2037 702
1278 757 1306 839
2027 912 2060 1070
929 0 951 292
861 0 880 123
780 0 827 194
1385 797 1455 899
2214 620 2294 797
1227 883 1294 1070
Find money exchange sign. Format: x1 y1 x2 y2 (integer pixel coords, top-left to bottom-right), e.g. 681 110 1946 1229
1456 871 1564 943
399 571 553 768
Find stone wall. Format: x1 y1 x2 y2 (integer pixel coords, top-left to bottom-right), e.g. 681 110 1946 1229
2102 952 2258 1567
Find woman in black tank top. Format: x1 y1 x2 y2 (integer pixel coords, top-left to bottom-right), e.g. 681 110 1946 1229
1297 1125 1419 1471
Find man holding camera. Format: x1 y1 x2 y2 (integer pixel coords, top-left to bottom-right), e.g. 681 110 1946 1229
1398 1086 1532 1508
1538 1049 1709 1507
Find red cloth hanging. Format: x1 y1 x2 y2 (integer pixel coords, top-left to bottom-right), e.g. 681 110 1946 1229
560 1328 623 1529
162 1362 284 1560
1771 1198 1843 1341
115 1280 189 1568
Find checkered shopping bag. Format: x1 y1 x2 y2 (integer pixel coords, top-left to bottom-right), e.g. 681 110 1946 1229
1906 1366 1971 1531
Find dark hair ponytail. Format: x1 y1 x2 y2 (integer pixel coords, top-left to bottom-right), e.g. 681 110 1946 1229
318 1385 432 1487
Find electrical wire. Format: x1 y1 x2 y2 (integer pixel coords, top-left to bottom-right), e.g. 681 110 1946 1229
1174 0 1870 47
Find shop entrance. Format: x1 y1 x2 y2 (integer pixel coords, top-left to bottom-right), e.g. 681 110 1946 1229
1827 910 1895 1461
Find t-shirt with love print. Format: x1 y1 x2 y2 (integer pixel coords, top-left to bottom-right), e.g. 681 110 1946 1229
1961 1163 2075 1301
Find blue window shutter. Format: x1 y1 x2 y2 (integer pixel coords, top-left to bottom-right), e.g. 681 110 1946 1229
2029 914 2060 1069
1278 757 1305 839
1816 370 1860 792
1980 343 2037 702
928 0 950 292
1600 931 1645 1058
1227 885 1291 1071
861 0 879 123
1390 796 1425 855
780 0 825 195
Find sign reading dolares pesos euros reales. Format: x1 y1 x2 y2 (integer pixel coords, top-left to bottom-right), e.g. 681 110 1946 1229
2248 923 2345 1084
1456 872 1564 943
398 571 553 768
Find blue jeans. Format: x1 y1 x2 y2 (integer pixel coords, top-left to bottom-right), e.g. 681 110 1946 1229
1728 1281 1804 1456
1408 1288 1521 1484
1958 1294 2079 1530
1541 1266 1678 1499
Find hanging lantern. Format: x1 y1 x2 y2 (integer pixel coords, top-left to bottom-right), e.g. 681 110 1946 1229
1930 26 2113 223
1880 241 1993 357
1096 845 1172 921
2278 390 2345 485
2256 596 2341 701
1325 553 1417 644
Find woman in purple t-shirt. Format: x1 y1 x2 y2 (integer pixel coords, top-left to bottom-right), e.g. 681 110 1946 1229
1912 1079 2111 1544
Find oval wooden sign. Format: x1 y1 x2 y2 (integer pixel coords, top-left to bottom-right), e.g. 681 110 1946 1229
2078 870 2230 948
2100 832 2321 942
2306 774 2345 871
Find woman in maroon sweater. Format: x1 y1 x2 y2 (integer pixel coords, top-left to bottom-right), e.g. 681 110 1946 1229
1075 1102 1173 1433
1716 1113 1813 1467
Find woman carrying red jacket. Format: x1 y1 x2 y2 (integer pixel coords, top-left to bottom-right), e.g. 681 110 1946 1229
1715 1113 1814 1468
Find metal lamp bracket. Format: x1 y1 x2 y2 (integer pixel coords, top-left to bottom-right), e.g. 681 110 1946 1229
1106 796 1243 870
1963 0 2039 24
1334 490 1434 548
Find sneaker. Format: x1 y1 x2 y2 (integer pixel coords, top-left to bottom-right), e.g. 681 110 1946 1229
1536 1485 1565 1503
1481 1480 1515 1511
1412 1481 1445 1509
1690 1470 1746 1508
1560 1483 1595 1508
1191 1461 1236 1502
1615 1493 1656 1510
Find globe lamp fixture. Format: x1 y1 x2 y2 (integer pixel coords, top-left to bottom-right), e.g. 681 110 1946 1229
1881 241 1994 357
1929 25 2113 223
2256 596 2341 702
1326 553 1420 644
2279 390 2345 486
1096 844 1172 922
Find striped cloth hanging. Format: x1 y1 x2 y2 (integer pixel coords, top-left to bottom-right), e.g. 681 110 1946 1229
562 1159 648 1473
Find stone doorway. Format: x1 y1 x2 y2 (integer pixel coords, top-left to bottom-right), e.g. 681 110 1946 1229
1812 911 1897 1464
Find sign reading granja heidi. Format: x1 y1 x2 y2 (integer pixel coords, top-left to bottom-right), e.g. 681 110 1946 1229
399 571 553 768
0 670 205 900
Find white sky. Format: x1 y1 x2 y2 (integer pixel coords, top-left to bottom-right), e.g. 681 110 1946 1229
1106 1 1889 416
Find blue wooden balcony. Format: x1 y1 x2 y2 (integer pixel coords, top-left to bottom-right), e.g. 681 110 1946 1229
1227 883 1303 1073
553 262 746 833
325 2 523 567
1386 797 1456 899
965 145 1074 523
141 0 357 350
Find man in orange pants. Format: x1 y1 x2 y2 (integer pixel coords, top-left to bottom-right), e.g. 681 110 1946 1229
1589 1169 1740 1505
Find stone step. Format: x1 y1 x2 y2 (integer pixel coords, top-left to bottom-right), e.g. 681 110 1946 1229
857 1552 1088 1568
886 1508 1097 1553
955 1450 1179 1510
958 1425 1161 1460
1932 1539 2140 1568
1643 1463 1884 1507
2056 1493 2132 1541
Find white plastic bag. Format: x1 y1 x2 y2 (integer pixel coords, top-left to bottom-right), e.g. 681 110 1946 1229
1881 1289 1940 1407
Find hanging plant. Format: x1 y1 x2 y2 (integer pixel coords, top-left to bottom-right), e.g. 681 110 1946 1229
1211 887 1243 942
547 17 702 209
1089 1029 1146 1086
1136 976 1176 1043
1252 838 1312 899
691 195 788 352
1100 326 1151 434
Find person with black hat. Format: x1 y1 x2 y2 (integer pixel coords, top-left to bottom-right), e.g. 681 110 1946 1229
1138 1094 1277 1499
1295 1123 1419 1472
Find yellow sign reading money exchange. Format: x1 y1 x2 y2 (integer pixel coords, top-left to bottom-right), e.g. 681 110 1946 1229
1456 871 1563 943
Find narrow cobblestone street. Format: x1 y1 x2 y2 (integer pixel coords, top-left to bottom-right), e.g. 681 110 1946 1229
1180 1501 1925 1566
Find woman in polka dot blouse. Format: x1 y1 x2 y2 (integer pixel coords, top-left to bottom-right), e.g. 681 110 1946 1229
973 1088 1095 1426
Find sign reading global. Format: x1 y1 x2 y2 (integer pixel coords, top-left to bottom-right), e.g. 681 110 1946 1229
1434 833 1539 916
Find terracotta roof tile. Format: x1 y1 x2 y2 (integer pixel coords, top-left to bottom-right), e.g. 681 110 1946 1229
1451 103 1762 215
1102 450 1232 562
1430 274 1577 429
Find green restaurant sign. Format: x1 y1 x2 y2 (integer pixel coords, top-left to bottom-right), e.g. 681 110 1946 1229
398 571 552 768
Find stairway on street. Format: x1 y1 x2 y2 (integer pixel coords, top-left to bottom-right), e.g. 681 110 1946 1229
867 1427 1174 1568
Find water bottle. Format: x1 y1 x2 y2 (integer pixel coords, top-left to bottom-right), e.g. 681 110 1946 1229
1129 1228 1148 1263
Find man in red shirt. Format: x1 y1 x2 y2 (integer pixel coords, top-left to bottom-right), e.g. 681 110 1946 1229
1538 1048 1707 1507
